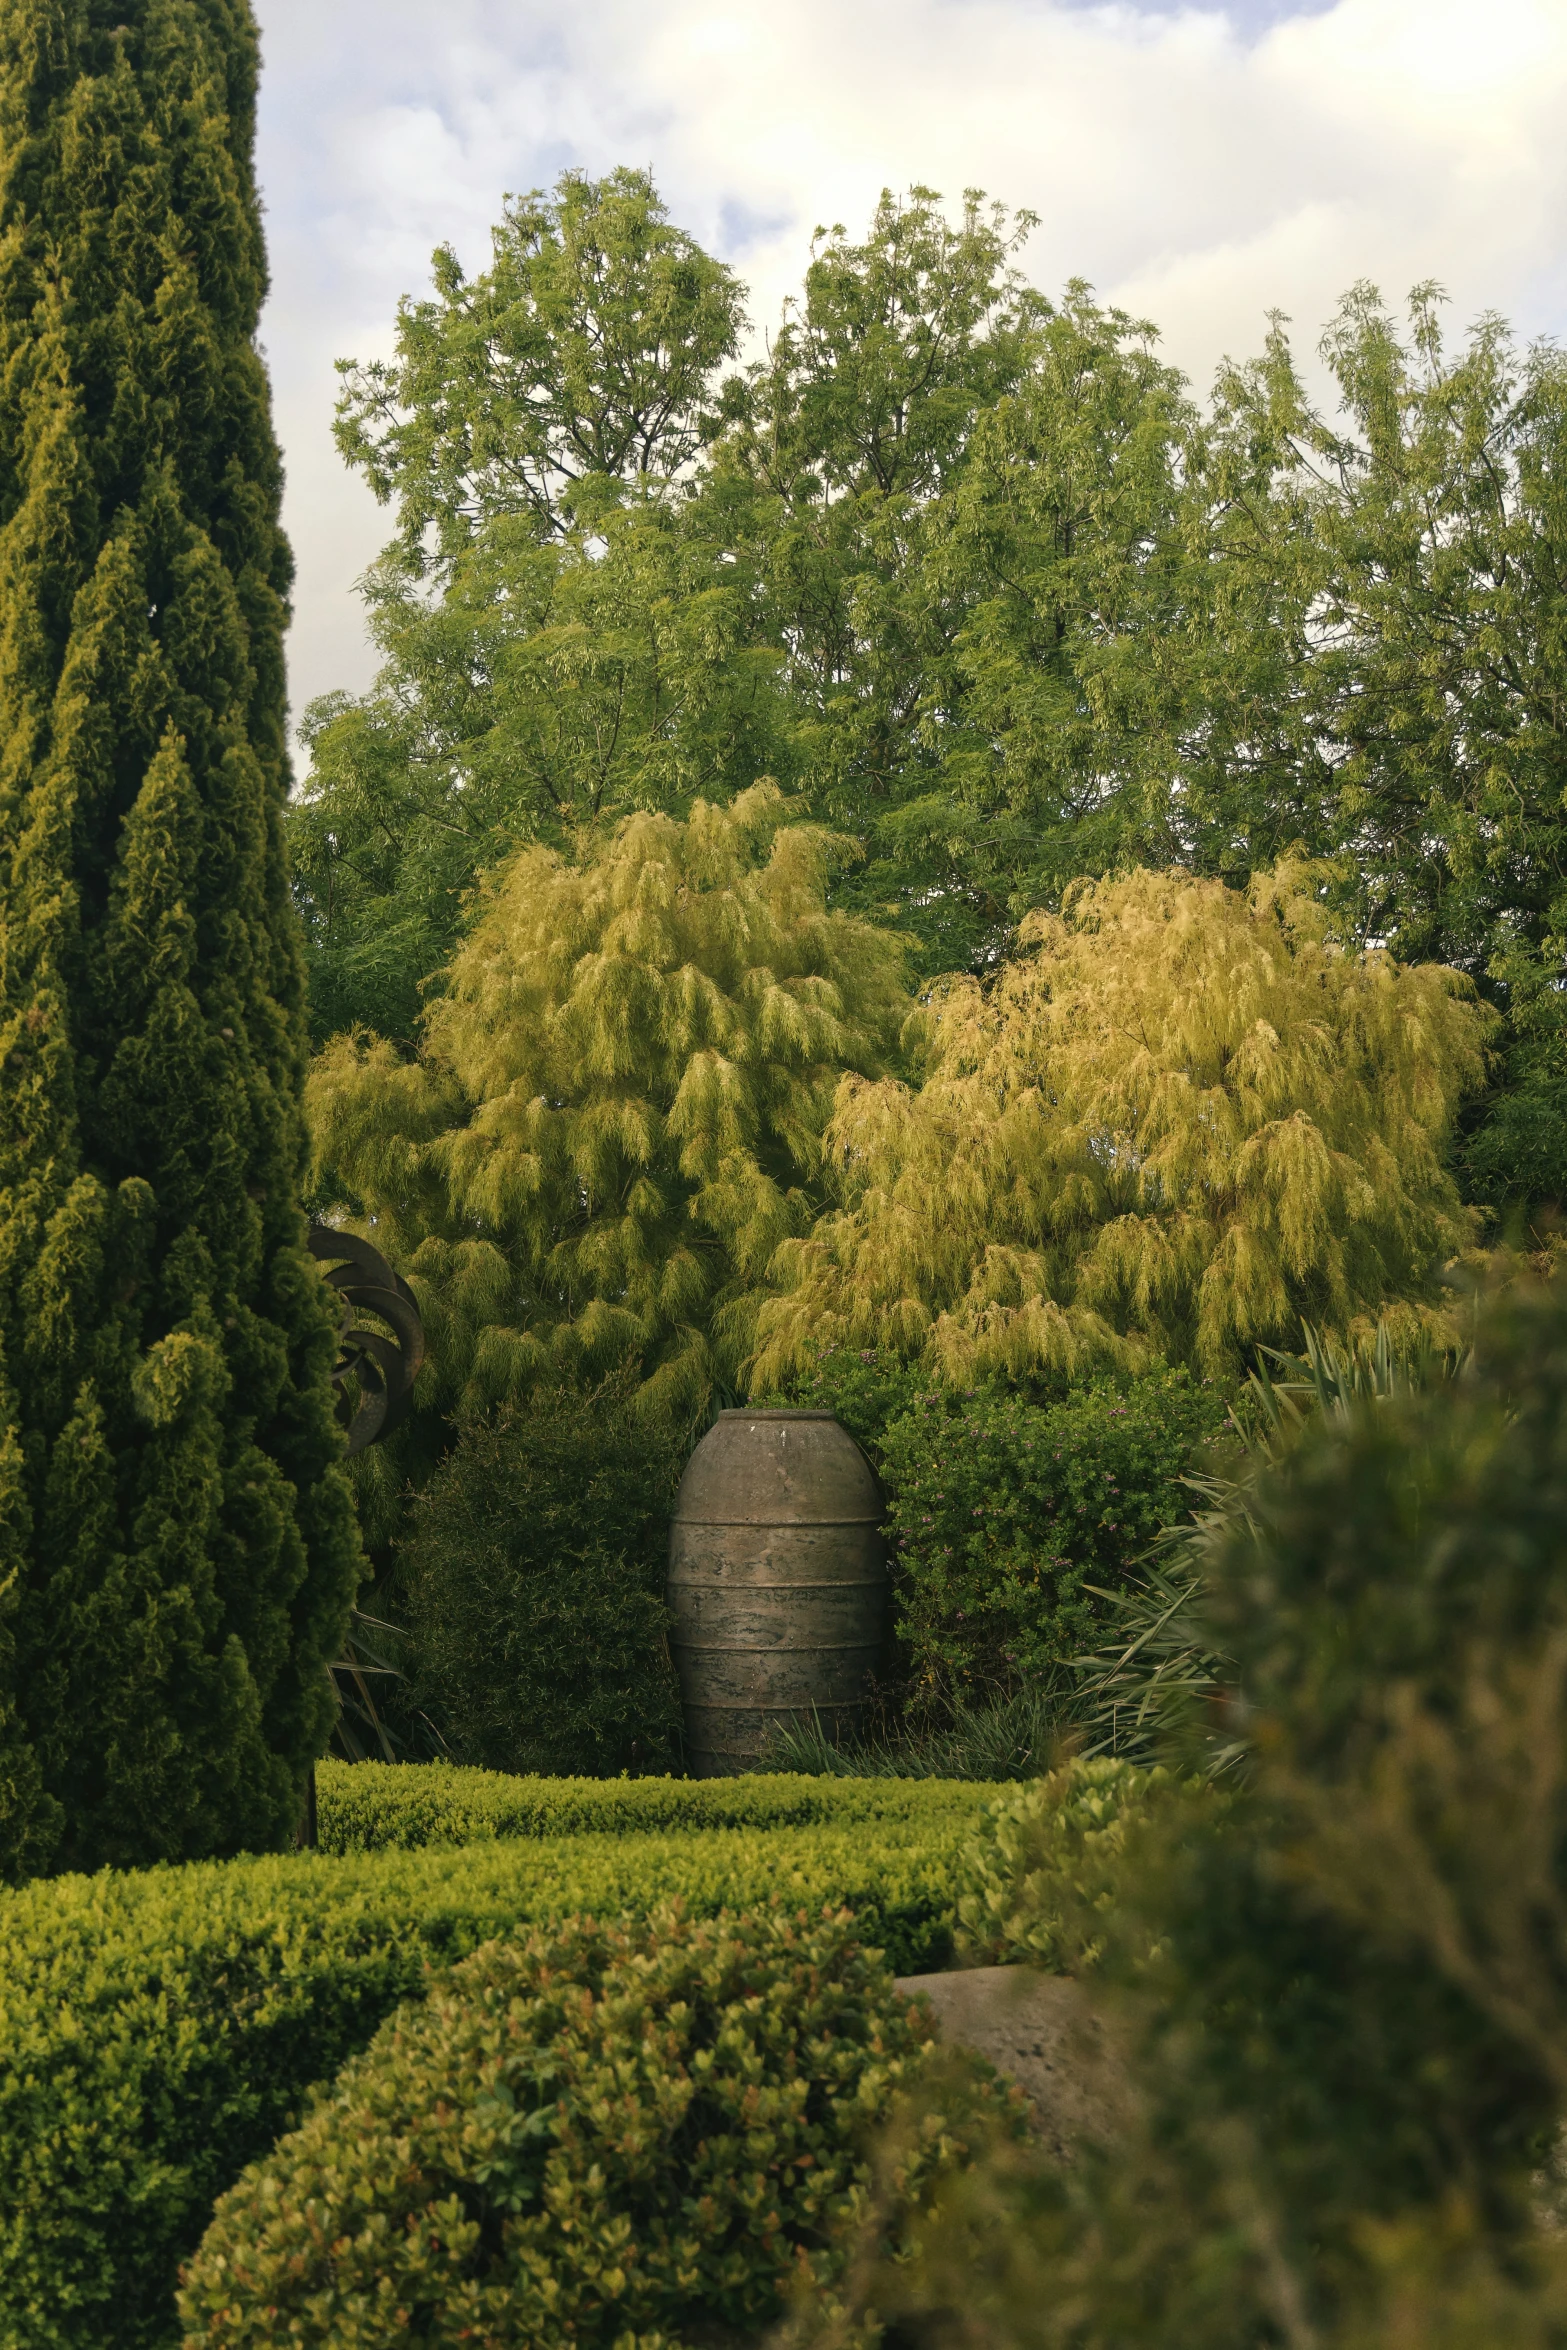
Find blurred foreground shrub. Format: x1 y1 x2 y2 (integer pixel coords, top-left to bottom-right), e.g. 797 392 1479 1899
180 1905 1020 2350
400 1385 683 1775
798 1276 1567 2349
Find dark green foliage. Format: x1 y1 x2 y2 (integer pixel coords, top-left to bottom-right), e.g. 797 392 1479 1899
760 1353 1228 1739
0 0 360 1879
315 1756 985 1852
1068 1322 1467 1772
813 1278 1567 2349
180 1903 1017 2350
767 1687 1061 1782
761 1341 927 1468
880 1372 1228 1711
398 1391 683 1776
0 1804 978 2350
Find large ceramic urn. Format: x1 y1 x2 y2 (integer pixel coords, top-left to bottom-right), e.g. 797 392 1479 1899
667 1409 887 1776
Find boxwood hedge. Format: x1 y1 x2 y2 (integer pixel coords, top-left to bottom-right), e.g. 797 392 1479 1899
0 1808 978 2350
315 1758 989 1852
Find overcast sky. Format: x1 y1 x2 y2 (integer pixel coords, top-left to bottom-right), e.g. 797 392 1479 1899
250 0 1567 735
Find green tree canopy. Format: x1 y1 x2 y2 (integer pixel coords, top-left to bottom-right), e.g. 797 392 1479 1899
0 0 360 1879
1214 289 1567 1211
300 177 1567 1220
307 785 908 1491
334 164 746 569
291 181 1065 1036
753 864 1490 1389
290 494 791 1042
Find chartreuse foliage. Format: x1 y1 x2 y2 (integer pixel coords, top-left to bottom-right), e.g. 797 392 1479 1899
809 1276 1567 2350
179 1904 1019 2350
0 1796 984 2350
755 863 1489 1391
952 1756 1163 1971
314 1758 987 1852
308 784 908 1442
0 1 359 1880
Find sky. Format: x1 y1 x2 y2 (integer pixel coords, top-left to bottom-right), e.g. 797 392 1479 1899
250 0 1567 731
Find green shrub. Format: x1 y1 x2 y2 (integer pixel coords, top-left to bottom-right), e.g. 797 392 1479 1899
399 1388 683 1775
760 1343 928 1467
0 1811 977 2350
953 1756 1167 1970
881 1371 1229 1710
316 1758 987 1852
805 1277 1567 2350
179 1903 1018 2349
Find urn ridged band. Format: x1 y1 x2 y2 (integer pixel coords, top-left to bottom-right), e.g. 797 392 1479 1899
667 1409 888 1777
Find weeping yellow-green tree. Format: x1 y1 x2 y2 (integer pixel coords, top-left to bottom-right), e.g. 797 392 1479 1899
309 785 908 1458
752 865 1492 1388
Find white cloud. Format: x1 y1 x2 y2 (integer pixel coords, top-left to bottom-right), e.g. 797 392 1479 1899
251 0 1567 732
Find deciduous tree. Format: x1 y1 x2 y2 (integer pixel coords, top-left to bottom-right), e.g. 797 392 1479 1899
753 864 1490 1388
307 785 907 1526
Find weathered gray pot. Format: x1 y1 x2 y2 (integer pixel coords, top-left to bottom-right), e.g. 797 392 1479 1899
667 1409 887 1777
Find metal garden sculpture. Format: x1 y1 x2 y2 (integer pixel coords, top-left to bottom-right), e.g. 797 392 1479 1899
308 1222 426 1454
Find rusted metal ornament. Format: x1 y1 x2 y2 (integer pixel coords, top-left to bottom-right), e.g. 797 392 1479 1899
308 1223 426 1455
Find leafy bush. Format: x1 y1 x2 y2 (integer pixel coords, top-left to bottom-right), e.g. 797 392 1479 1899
760 1342 928 1467
399 1388 683 1775
0 1810 978 2350
316 1758 988 1852
953 1756 1166 1970
179 1904 1019 2350
805 1276 1567 2350
755 864 1488 1392
881 1370 1229 1710
308 785 909 1433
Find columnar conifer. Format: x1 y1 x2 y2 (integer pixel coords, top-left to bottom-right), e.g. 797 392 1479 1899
0 0 360 1878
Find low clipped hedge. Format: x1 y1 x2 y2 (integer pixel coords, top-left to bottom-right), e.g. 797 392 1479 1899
179 1903 1020 2349
317 1758 989 1853
0 1810 979 2350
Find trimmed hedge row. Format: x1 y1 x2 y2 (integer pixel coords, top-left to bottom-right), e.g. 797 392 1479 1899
316 1759 989 1852
0 1812 978 2350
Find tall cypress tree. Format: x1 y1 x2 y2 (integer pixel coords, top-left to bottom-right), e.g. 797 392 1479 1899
0 0 361 1878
